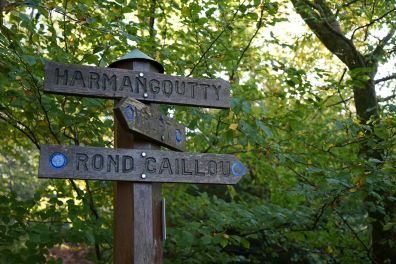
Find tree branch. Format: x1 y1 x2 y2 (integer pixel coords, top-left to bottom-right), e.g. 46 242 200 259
335 0 360 17
149 0 156 38
350 7 396 41
326 96 353 108
291 0 365 69
12 48 61 144
372 27 396 58
85 180 102 261
189 9 215 79
375 73 396 84
332 68 352 115
0 0 3 26
230 5 265 81
334 210 374 263
314 0 335 18
378 94 396 102
0 111 41 149
63 0 68 53
286 165 318 187
202 114 221 153
187 1 246 77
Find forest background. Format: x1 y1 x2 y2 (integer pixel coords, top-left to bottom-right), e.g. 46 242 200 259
0 0 395 263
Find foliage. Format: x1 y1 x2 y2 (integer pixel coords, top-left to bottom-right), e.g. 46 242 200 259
0 0 395 263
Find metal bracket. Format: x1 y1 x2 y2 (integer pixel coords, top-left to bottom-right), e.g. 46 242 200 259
162 198 166 240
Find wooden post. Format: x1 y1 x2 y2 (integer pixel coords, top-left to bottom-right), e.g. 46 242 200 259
112 56 163 264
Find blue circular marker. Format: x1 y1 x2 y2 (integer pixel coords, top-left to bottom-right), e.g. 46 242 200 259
231 162 246 177
49 152 67 169
124 105 135 122
175 129 183 143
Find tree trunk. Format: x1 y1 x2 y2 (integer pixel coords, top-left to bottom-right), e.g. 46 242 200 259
290 1 396 262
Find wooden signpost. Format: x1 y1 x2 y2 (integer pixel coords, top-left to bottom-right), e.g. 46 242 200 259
39 144 246 184
39 49 247 264
111 56 162 264
44 60 230 108
114 97 186 152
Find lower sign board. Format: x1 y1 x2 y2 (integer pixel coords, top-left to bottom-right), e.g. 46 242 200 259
114 97 186 152
39 144 247 184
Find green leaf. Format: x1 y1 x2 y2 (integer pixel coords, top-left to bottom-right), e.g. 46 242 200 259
201 235 212 245
256 120 273 137
388 104 396 112
242 101 251 114
247 12 259 20
383 222 394 231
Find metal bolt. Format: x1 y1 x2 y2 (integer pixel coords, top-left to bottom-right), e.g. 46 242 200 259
141 174 146 179
161 135 165 141
141 152 146 157
143 93 148 98
139 72 144 77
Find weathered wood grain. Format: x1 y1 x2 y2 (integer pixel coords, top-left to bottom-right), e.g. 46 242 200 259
114 97 186 152
112 58 163 264
44 61 230 109
39 144 247 184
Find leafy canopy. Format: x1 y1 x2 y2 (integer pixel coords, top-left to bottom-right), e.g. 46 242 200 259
0 0 395 263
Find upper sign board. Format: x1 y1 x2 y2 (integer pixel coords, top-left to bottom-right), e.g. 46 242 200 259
44 61 230 109
114 98 186 152
39 144 246 185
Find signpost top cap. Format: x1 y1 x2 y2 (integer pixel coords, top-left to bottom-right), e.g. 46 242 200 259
108 49 164 73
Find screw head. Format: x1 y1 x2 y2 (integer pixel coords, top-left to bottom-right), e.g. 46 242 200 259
143 93 148 98
141 174 146 179
141 152 146 157
139 72 144 77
